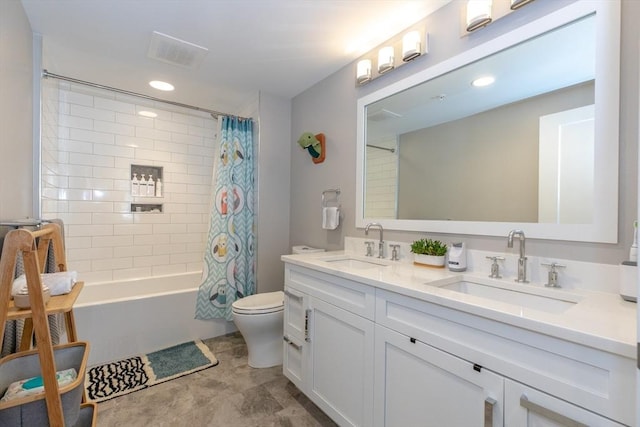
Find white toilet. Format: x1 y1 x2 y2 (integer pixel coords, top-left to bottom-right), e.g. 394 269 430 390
232 245 324 368
232 291 285 368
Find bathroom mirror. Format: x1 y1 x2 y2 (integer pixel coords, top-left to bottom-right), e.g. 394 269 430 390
356 1 620 243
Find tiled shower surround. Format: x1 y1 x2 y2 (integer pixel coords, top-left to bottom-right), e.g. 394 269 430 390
41 80 217 283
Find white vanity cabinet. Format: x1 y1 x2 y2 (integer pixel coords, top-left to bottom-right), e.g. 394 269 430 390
283 265 376 427
374 324 504 427
376 289 634 427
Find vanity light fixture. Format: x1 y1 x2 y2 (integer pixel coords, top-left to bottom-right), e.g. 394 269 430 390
510 0 535 10
377 46 395 74
356 59 372 85
149 80 174 91
471 75 495 87
466 0 493 32
355 26 428 86
402 31 422 62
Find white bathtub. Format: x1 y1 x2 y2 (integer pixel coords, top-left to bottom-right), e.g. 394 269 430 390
73 272 236 366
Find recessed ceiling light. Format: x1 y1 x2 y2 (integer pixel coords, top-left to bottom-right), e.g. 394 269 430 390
471 76 495 87
138 110 158 118
149 80 174 91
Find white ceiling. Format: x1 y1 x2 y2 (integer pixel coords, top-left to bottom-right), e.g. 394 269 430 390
20 0 451 114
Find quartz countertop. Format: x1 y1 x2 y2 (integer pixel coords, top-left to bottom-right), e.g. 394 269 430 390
282 251 637 359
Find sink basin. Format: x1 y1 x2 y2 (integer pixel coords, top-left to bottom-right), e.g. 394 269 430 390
322 256 389 269
439 281 580 314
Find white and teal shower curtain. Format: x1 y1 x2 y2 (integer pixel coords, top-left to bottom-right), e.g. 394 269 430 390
195 116 255 321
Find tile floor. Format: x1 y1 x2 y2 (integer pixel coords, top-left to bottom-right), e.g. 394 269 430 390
96 332 338 427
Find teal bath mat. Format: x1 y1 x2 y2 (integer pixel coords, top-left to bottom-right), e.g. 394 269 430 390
84 340 218 403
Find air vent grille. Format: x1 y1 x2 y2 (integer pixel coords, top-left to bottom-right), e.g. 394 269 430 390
147 31 208 69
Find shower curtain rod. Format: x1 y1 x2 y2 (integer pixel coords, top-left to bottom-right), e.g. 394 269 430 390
42 69 250 121
366 144 396 153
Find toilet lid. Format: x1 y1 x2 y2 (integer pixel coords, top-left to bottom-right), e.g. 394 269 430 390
232 291 284 314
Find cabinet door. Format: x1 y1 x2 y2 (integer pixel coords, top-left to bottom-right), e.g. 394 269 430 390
505 380 625 427
374 325 504 427
307 296 374 427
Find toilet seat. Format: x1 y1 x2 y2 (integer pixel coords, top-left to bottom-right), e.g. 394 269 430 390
232 291 284 315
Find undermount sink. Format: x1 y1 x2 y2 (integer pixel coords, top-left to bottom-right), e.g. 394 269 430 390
322 256 389 269
439 280 581 314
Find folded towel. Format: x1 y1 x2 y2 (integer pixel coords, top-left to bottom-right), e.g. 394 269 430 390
1 368 77 402
12 271 78 297
322 207 340 230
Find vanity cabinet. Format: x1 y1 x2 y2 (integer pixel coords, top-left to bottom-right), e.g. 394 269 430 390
374 325 503 427
283 265 375 427
376 289 635 427
282 263 635 427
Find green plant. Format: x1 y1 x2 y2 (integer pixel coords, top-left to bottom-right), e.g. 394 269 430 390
410 238 447 256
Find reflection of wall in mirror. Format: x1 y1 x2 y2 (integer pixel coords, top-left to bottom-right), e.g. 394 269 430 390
394 81 594 223
365 136 398 218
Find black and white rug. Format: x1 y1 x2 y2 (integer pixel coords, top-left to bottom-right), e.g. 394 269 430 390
85 340 219 403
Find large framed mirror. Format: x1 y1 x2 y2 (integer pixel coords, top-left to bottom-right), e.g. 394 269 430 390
356 1 620 243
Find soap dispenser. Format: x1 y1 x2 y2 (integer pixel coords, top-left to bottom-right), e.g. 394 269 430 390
447 242 467 272
131 173 139 196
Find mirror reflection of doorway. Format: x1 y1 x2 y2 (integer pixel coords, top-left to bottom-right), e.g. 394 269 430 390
538 104 595 224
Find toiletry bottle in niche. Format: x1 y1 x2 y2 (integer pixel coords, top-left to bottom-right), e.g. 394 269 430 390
147 174 155 196
139 174 148 196
131 173 139 196
156 178 163 197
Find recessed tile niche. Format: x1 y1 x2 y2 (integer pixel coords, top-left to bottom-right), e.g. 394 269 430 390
131 164 163 213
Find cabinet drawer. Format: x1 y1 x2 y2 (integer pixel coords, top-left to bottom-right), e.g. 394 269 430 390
285 265 375 320
376 289 636 426
505 379 625 426
284 287 306 341
283 334 305 391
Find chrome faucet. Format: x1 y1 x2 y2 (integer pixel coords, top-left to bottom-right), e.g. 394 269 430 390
507 229 528 283
365 222 384 259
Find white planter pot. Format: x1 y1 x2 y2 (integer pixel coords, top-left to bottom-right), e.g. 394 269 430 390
413 254 446 268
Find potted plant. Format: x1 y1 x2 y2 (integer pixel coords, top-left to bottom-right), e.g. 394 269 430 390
410 238 448 268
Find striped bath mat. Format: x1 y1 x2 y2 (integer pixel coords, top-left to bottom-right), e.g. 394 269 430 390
85 340 219 403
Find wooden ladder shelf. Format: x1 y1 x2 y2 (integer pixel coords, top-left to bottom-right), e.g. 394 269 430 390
0 223 93 426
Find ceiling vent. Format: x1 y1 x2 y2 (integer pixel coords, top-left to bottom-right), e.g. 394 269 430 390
368 109 402 122
147 31 208 69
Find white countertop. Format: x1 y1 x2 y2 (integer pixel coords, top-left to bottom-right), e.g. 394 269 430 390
282 250 638 359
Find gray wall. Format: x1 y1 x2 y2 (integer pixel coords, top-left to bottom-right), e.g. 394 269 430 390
256 91 291 292
0 0 34 219
290 0 638 265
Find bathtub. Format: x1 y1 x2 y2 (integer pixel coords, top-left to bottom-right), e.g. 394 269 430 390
73 272 236 366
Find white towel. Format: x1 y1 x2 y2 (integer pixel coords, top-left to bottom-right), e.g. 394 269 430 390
322 207 340 230
12 271 78 297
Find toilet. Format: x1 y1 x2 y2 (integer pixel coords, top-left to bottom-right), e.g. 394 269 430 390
232 291 285 368
232 245 324 368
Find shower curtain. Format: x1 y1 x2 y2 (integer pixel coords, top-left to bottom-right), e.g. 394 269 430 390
195 116 255 321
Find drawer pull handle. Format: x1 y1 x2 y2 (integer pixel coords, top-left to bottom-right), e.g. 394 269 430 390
304 309 311 342
484 397 496 427
283 336 302 351
520 395 588 427
284 289 302 300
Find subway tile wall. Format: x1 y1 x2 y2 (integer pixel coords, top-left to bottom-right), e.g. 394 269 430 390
41 80 217 283
365 139 398 218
